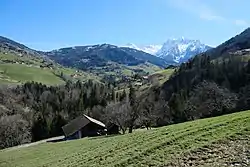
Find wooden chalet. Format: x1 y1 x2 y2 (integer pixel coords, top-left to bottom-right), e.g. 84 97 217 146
62 114 106 140
106 123 120 135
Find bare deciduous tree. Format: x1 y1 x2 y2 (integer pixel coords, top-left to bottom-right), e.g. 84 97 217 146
184 81 238 119
104 101 131 134
137 100 155 130
0 114 31 149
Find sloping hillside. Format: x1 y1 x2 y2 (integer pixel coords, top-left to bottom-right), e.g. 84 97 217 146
0 51 99 85
0 110 249 167
0 36 35 54
0 38 100 85
206 27 250 59
44 44 165 83
155 28 250 116
45 44 168 69
0 36 165 85
148 68 175 84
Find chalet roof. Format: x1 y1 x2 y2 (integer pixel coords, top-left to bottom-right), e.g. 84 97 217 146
83 114 106 127
62 115 106 137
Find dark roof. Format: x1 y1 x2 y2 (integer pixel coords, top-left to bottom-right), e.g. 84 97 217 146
62 115 106 137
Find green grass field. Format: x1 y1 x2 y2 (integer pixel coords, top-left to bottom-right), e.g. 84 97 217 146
149 68 175 84
0 52 65 85
0 52 44 66
0 52 100 85
128 63 162 74
0 63 64 85
1 110 250 167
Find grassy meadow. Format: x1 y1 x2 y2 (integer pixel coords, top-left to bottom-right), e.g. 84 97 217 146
149 68 175 84
0 110 249 167
0 63 64 85
0 52 100 85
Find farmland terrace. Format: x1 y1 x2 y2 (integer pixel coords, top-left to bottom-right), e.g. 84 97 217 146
0 110 249 167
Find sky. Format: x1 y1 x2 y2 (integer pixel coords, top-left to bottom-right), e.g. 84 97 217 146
1 0 250 51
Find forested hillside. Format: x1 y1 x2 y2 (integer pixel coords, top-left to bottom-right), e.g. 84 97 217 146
206 27 250 59
0 80 113 148
139 28 250 125
2 28 250 151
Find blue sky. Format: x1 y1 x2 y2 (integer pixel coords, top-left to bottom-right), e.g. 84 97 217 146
1 0 250 51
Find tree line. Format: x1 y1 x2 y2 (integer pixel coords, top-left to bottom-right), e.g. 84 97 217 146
0 80 112 148
145 53 250 125
0 79 144 149
2 52 250 149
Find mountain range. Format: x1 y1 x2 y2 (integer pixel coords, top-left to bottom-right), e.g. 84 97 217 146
0 37 167 84
0 27 250 86
46 44 168 70
123 38 212 64
43 38 212 72
0 35 213 71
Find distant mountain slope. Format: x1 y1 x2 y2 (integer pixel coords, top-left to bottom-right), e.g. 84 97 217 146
0 36 48 57
45 44 168 69
0 36 99 85
206 28 250 59
0 36 165 85
119 47 168 67
156 38 212 64
0 36 53 63
0 36 30 51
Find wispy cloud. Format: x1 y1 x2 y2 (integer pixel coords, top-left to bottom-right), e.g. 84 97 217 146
167 0 248 26
199 12 225 21
234 19 249 26
199 13 225 21
168 0 224 21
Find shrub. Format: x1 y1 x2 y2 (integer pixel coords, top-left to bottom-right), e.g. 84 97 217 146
0 114 31 149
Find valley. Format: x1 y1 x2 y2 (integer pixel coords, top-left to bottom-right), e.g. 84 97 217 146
1 24 250 167
2 1 250 167
0 35 210 87
0 38 173 87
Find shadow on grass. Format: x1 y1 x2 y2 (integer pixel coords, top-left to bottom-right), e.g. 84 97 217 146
88 134 121 140
46 134 122 143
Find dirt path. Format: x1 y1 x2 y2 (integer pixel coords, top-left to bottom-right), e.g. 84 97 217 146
4 136 64 152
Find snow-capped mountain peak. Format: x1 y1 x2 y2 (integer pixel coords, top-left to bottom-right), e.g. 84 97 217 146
156 38 212 64
121 38 212 64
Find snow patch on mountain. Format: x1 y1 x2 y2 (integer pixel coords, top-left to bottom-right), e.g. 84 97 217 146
121 38 212 64
122 43 162 55
178 44 189 53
